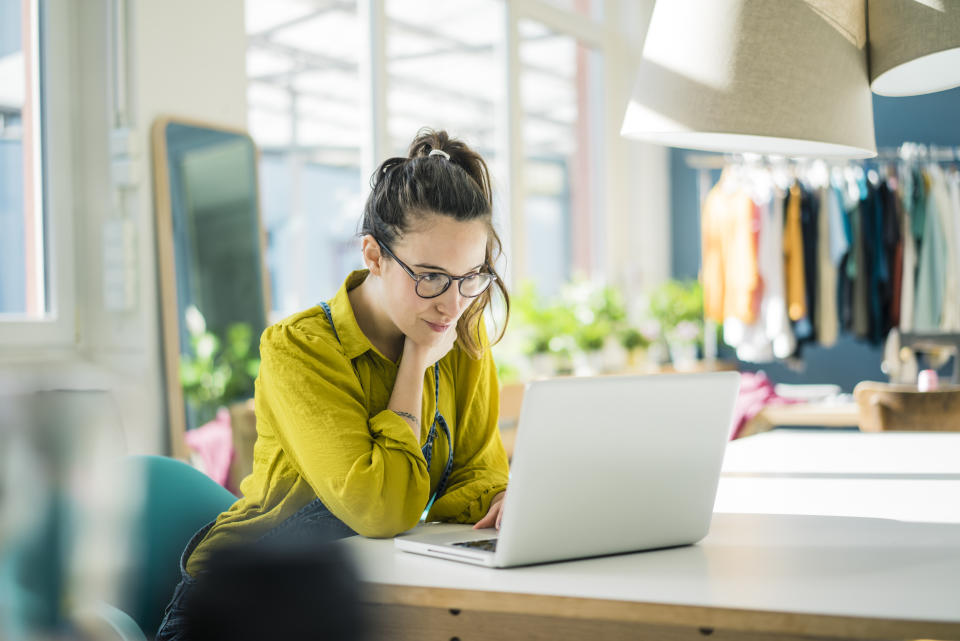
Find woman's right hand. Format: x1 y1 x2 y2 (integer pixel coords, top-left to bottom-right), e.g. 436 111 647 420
389 324 457 438
402 324 457 371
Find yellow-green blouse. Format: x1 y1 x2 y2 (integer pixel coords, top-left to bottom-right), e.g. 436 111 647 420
186 270 509 575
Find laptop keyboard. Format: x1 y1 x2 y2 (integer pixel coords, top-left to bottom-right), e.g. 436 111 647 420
452 538 498 552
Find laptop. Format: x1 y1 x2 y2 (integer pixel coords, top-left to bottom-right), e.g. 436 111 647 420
394 371 740 567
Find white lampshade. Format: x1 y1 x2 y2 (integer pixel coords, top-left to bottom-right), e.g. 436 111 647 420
869 0 960 96
621 0 877 158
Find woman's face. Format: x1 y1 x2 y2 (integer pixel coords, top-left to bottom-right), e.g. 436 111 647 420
377 214 489 345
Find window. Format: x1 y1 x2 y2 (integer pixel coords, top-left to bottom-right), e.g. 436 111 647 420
245 0 621 316
384 0 508 283
246 0 364 320
0 0 74 348
520 19 604 296
0 0 43 318
384 0 501 157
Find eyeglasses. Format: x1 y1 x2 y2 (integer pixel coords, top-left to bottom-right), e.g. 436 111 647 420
377 240 496 299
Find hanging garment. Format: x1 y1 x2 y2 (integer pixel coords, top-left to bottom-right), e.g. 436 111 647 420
836 181 856 333
948 167 960 330
879 178 901 335
910 166 927 241
816 185 840 347
725 172 806 363
914 167 948 330
701 176 761 325
849 187 871 339
784 184 807 323
899 166 918 332
828 183 851 267
799 183 819 344
865 179 887 345
764 187 796 360
885 174 904 329
929 164 959 330
723 173 774 362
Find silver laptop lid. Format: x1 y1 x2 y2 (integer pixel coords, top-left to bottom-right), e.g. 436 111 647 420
494 372 740 567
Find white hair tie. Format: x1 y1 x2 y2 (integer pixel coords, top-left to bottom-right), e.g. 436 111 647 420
428 148 450 160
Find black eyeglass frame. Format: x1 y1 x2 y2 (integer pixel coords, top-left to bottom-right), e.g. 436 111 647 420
376 239 496 299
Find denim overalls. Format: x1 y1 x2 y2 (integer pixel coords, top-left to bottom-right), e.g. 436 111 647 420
155 301 453 640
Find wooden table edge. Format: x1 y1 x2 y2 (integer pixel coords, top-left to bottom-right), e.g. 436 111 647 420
361 583 960 640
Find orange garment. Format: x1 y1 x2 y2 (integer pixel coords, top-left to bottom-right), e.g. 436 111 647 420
701 180 760 324
784 183 807 322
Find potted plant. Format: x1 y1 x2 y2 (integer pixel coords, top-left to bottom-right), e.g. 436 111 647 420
179 305 261 427
666 320 701 371
564 281 627 375
513 282 578 377
619 326 649 370
648 280 704 371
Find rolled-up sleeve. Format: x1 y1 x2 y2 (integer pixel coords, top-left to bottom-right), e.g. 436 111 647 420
426 324 510 523
257 324 430 537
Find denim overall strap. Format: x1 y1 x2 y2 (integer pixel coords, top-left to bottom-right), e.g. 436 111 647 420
422 363 454 517
319 301 339 343
320 300 453 518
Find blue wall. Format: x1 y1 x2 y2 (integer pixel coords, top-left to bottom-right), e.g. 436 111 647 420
671 87 960 391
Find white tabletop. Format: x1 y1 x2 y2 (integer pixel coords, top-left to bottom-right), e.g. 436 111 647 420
721 430 960 478
718 430 960 524
342 431 960 626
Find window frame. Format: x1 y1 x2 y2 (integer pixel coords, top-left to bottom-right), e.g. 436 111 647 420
0 0 77 351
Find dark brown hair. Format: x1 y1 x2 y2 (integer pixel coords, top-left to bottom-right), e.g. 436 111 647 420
360 128 509 358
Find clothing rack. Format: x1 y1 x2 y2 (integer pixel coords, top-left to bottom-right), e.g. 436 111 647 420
684 143 960 170
691 141 960 371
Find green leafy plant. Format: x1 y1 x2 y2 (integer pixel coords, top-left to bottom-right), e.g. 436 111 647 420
618 326 649 352
179 305 261 426
576 321 610 352
512 281 577 356
507 278 705 377
563 281 626 353
649 279 704 346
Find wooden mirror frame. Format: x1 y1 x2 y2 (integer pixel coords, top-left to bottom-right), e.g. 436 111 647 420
151 116 270 459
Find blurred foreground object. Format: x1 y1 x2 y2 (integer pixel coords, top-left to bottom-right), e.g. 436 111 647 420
183 538 366 641
0 387 140 640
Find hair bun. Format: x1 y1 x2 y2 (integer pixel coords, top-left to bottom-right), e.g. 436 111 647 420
408 128 450 159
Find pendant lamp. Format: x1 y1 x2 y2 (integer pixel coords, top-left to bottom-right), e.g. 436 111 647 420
621 0 877 158
869 0 960 96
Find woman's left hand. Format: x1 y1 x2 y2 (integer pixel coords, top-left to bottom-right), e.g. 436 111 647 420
473 491 506 530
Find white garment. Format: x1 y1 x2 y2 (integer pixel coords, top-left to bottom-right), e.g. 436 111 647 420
947 168 960 331
722 169 774 362
930 165 958 330
764 187 796 359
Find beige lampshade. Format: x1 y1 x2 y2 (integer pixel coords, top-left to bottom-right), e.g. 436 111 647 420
869 0 960 96
621 0 877 158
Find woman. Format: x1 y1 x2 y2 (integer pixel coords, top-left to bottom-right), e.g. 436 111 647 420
156 129 510 639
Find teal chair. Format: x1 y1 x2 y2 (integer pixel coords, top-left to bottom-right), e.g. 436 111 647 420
117 455 237 638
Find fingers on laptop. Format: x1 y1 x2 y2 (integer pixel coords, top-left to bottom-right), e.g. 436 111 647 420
473 510 494 529
473 492 505 530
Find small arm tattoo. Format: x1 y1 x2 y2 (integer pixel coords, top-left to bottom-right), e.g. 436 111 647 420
393 410 419 428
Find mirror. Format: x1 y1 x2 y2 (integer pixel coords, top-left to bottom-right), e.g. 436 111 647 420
152 117 269 458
